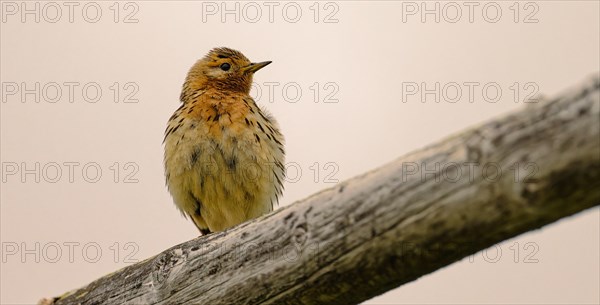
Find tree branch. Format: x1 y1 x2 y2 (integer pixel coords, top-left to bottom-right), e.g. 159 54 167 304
42 75 600 305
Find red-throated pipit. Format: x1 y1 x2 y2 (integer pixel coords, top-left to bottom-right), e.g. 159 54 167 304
164 47 285 234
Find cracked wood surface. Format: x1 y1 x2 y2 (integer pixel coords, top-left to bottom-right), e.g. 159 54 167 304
43 75 600 305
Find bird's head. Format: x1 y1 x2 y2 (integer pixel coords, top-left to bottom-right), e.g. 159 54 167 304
183 47 271 97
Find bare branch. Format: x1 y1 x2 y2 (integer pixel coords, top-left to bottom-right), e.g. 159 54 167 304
42 75 600 305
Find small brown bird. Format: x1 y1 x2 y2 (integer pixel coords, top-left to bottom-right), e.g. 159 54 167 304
164 47 285 234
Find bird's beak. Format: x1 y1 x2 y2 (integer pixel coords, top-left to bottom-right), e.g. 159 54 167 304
243 61 272 73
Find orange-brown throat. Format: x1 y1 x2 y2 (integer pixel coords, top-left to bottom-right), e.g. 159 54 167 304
180 72 253 103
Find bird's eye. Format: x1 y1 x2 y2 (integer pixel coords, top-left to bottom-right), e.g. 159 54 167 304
220 63 231 71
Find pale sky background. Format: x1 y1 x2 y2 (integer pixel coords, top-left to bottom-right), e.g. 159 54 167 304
1 1 599 304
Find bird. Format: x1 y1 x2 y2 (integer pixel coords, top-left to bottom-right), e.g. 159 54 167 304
163 47 285 235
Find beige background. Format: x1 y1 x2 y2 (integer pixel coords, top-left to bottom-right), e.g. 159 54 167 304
1 1 599 304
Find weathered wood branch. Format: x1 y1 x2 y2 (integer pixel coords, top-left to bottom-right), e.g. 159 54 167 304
42 75 600 305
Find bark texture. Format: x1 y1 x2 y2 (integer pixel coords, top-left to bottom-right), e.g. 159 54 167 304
42 75 600 305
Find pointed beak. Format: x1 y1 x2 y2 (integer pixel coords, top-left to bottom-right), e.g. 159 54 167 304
243 61 272 73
